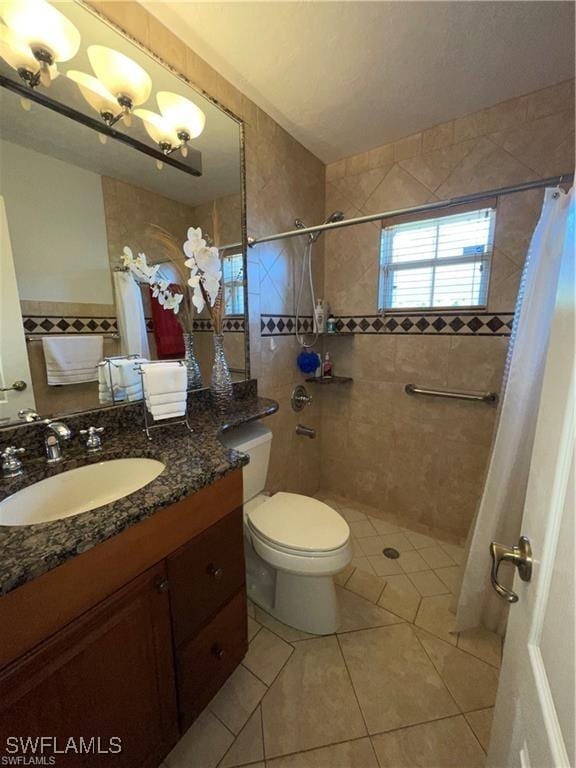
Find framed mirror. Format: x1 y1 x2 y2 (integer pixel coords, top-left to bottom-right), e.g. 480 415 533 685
0 0 247 427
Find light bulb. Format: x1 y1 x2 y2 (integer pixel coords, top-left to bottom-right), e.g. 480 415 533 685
0 21 58 86
157 91 206 140
156 159 163 171
1 0 80 63
67 71 122 124
20 97 32 111
134 109 178 149
88 45 151 107
98 133 107 145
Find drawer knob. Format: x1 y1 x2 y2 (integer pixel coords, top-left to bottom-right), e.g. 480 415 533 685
207 564 224 581
155 577 170 593
211 643 225 660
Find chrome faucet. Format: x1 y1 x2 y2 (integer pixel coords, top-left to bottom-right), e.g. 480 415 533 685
45 421 72 464
1 446 26 477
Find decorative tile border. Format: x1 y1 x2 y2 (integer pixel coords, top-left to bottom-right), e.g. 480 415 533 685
261 312 513 337
23 315 118 335
22 315 245 337
260 315 313 336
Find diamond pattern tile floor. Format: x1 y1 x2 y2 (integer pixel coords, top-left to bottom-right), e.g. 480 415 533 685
163 492 501 767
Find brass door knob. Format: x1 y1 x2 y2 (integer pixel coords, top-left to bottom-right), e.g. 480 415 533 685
489 535 532 603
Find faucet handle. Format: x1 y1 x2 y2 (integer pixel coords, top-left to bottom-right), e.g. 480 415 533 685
1 446 25 477
80 426 104 452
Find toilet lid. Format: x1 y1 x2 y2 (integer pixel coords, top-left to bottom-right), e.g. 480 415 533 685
247 492 350 553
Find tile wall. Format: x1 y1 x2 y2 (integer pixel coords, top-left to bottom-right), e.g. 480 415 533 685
320 80 575 538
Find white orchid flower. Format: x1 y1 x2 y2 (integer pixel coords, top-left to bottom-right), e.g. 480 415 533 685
164 292 183 313
196 246 221 278
203 273 221 306
185 226 206 252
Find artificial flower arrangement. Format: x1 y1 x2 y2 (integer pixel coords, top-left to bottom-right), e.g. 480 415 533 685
121 225 224 333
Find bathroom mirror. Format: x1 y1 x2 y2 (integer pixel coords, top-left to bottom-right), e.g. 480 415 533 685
0 1 247 426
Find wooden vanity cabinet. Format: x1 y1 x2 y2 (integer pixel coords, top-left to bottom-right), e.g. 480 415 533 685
0 471 246 767
0 563 178 768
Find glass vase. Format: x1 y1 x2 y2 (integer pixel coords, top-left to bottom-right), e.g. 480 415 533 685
183 332 202 390
211 333 233 411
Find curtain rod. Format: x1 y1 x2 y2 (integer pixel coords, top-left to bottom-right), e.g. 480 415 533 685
247 173 573 247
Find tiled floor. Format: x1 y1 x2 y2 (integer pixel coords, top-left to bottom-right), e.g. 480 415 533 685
161 492 501 768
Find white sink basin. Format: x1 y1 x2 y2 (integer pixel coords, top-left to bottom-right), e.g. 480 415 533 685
0 458 165 527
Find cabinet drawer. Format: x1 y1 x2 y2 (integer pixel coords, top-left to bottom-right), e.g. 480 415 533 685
167 507 245 647
176 589 247 731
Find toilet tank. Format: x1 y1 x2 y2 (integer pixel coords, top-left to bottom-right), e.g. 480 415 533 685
221 421 273 503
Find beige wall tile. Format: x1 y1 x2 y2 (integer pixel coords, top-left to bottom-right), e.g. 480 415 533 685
422 121 454 152
393 133 422 162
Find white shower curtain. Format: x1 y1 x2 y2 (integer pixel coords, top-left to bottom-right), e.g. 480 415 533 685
113 271 150 359
455 186 575 635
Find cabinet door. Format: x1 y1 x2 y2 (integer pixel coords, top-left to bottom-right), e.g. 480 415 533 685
167 507 245 647
0 563 178 768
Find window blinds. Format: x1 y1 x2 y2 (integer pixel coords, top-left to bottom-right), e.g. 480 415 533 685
378 206 496 311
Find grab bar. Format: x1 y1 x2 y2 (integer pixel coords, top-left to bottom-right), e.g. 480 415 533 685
405 383 498 404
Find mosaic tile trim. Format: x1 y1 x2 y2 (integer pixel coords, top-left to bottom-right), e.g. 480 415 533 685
23 316 118 336
192 317 246 333
261 312 513 337
23 315 245 337
260 315 313 336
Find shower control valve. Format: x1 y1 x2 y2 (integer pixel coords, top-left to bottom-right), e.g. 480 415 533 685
291 385 312 412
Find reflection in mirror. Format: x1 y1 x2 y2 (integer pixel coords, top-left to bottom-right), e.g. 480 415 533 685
0 1 246 427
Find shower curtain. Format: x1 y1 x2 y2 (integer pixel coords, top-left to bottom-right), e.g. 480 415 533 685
113 271 150 359
455 186 575 635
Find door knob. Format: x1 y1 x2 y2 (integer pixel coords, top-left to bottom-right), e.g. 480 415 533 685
0 380 27 393
489 535 532 603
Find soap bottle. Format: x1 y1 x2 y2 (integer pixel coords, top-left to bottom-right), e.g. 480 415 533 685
314 298 326 334
322 352 333 378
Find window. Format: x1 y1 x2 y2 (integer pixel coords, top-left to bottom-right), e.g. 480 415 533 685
222 253 245 316
378 204 496 311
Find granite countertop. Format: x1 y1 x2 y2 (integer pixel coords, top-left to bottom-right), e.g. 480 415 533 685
0 394 278 597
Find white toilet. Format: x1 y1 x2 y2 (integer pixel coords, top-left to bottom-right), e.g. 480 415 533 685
221 421 352 635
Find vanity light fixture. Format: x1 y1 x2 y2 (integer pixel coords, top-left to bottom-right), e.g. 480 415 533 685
157 91 206 157
86 45 151 127
0 0 80 88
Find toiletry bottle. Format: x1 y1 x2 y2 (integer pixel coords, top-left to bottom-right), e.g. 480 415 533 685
322 352 333 378
314 298 325 334
326 314 336 334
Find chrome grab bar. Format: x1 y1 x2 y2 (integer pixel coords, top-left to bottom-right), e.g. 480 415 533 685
405 383 498 404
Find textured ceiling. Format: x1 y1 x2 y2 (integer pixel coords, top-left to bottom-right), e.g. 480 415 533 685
146 1 575 163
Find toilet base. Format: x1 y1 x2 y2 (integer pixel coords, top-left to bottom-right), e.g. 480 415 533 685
245 537 343 635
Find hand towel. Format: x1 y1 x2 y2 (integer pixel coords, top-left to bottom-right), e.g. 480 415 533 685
141 362 187 421
43 336 103 386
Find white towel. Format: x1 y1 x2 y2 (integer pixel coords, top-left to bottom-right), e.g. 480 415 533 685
98 357 147 404
141 362 187 421
43 336 103 386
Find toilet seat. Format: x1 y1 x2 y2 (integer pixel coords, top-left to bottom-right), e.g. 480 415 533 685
245 492 352 576
246 492 350 554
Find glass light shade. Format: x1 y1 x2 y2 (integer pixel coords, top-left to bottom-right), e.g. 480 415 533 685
134 109 178 147
157 91 206 139
0 22 58 80
67 70 119 116
1 0 80 62
88 45 151 106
